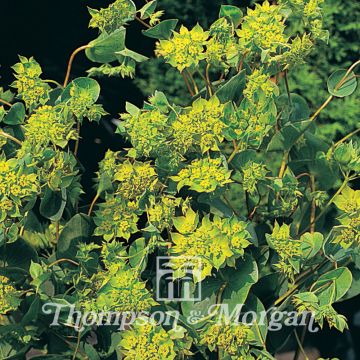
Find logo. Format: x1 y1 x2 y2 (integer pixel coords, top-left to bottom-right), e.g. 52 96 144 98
156 256 202 301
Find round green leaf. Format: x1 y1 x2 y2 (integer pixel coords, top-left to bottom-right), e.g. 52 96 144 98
142 19 178 40
327 69 357 97
61 77 101 103
86 28 126 63
3 102 26 125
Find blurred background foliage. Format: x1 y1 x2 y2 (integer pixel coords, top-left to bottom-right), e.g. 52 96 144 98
135 0 360 141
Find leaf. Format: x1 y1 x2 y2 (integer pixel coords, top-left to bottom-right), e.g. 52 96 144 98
116 48 149 63
181 277 222 329
3 102 25 125
39 188 67 221
312 267 352 305
327 69 357 97
0 238 38 270
61 77 101 103
341 266 360 301
267 119 311 152
276 93 310 125
221 254 258 314
139 0 157 19
56 214 95 260
215 70 246 103
243 294 268 345
198 194 234 217
86 28 126 63
219 5 243 27
142 19 178 40
300 232 324 260
129 237 147 269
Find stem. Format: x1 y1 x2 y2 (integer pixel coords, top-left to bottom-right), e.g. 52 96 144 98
335 59 360 90
0 98 12 107
48 258 79 268
309 95 333 122
63 45 90 87
333 128 360 148
301 176 349 235
278 151 289 178
56 221 60 242
135 16 151 29
74 121 81 157
88 193 100 216
0 130 22 146
307 60 360 125
72 327 82 360
284 70 292 105
228 140 239 163
296 172 311 180
293 328 309 360
205 63 213 96
44 79 63 87
185 69 199 94
310 175 316 233
181 72 194 96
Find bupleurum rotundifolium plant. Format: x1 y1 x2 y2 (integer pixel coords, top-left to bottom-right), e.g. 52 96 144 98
0 0 359 359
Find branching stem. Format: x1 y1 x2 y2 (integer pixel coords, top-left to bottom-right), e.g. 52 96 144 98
63 45 90 87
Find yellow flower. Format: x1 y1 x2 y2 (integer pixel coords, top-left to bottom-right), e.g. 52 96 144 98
156 24 208 71
237 1 287 53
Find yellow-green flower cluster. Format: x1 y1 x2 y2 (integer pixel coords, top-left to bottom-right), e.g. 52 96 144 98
206 18 238 66
68 84 107 122
234 103 276 148
114 160 158 202
333 187 360 249
87 62 136 79
173 96 226 153
120 108 169 157
237 1 287 53
21 105 77 153
279 0 326 40
88 0 136 33
39 152 78 191
0 159 39 220
170 208 251 280
200 322 255 355
94 194 139 241
242 162 267 194
95 268 157 312
232 68 277 148
119 319 176 360
148 195 181 231
281 34 313 67
155 24 208 72
0 276 21 315
266 222 302 281
172 157 232 193
79 266 157 313
98 150 120 179
293 292 348 332
243 68 277 101
11 56 50 109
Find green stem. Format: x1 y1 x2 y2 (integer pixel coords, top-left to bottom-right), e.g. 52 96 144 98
0 98 12 107
333 128 360 148
284 69 292 105
0 130 22 146
88 193 100 216
48 258 79 268
301 176 349 235
64 45 90 87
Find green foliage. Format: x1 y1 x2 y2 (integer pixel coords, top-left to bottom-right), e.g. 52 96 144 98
0 0 359 359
